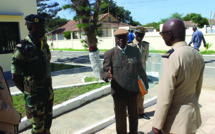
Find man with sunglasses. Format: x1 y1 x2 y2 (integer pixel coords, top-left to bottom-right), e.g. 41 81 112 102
129 27 150 120
152 19 204 134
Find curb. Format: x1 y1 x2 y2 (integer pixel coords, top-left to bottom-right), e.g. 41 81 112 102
18 84 111 131
75 96 158 134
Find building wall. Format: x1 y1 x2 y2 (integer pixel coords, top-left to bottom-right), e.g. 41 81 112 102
101 14 118 22
0 0 37 79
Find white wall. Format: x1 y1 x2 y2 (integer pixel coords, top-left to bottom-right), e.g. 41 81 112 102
0 0 37 73
48 33 215 51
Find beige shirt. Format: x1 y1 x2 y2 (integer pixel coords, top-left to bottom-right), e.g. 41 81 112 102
153 41 204 133
130 39 149 70
0 66 20 134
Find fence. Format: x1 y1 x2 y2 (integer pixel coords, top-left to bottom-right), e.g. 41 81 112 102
47 32 215 51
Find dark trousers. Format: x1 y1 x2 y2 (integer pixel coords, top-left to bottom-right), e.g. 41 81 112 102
113 94 138 134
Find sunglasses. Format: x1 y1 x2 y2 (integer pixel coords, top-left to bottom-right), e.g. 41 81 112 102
159 31 172 37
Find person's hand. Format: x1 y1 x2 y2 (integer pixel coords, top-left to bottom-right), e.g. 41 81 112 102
188 43 191 46
152 127 162 134
204 43 206 48
107 67 113 80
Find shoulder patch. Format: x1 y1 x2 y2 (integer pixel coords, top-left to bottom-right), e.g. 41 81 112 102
162 49 174 58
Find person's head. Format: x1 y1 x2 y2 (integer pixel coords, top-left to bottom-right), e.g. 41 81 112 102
192 26 197 32
25 14 46 39
135 27 146 42
159 18 186 46
114 29 129 49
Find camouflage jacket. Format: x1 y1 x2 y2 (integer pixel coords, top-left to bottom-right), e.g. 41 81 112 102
11 35 52 92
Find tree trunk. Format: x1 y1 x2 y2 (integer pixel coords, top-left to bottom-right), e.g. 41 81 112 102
71 0 102 79
89 50 102 79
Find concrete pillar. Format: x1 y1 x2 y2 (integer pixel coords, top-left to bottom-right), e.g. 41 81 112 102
111 28 115 48
204 25 207 34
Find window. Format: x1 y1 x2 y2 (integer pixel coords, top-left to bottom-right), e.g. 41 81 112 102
109 17 111 22
58 34 65 40
0 22 20 54
101 29 107 37
72 32 78 39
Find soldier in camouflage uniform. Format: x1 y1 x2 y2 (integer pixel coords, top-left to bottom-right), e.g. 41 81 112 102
11 14 54 134
129 27 150 120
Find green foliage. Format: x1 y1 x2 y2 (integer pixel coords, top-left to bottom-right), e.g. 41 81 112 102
205 42 213 51
13 83 110 117
142 22 158 29
81 39 89 49
182 13 209 28
37 0 68 31
63 31 72 39
46 17 68 31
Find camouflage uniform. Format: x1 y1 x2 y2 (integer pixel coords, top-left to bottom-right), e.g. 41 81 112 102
130 38 149 115
11 35 54 134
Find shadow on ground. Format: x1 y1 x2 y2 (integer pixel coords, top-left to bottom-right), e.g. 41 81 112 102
54 55 104 64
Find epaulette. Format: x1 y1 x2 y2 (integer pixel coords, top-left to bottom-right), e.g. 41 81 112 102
16 39 29 47
143 41 149 44
16 39 35 54
162 49 174 58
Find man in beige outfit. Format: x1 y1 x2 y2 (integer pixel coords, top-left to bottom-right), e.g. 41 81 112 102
0 66 21 134
152 19 204 134
129 27 150 119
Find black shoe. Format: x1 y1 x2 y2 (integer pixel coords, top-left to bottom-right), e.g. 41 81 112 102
139 113 150 120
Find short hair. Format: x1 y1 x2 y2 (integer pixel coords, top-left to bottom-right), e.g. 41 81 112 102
193 26 197 30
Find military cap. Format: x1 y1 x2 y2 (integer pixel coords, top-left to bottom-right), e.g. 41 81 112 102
135 27 147 34
114 29 129 36
25 14 45 24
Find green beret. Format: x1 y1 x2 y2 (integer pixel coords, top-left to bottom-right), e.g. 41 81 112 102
25 14 45 24
114 29 129 36
135 27 147 34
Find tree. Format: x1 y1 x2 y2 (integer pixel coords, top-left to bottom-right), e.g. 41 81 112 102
37 0 67 31
45 17 68 31
143 12 183 30
63 0 102 79
63 31 72 39
182 13 209 28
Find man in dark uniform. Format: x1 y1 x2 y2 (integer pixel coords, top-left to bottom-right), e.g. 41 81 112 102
100 29 148 134
11 14 54 134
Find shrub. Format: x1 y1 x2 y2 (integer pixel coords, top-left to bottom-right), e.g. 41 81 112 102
63 31 72 39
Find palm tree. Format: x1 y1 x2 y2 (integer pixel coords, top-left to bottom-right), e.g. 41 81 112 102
65 0 102 79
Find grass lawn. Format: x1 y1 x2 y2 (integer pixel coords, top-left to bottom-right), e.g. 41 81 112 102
12 82 110 117
200 50 215 55
85 76 100 82
50 63 83 72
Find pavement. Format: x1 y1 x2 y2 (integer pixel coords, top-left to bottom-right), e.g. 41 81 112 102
96 78 215 134
7 52 215 134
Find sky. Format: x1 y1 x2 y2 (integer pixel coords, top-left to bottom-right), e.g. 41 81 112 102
51 0 215 25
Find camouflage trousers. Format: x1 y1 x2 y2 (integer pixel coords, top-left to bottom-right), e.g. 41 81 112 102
24 85 54 134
